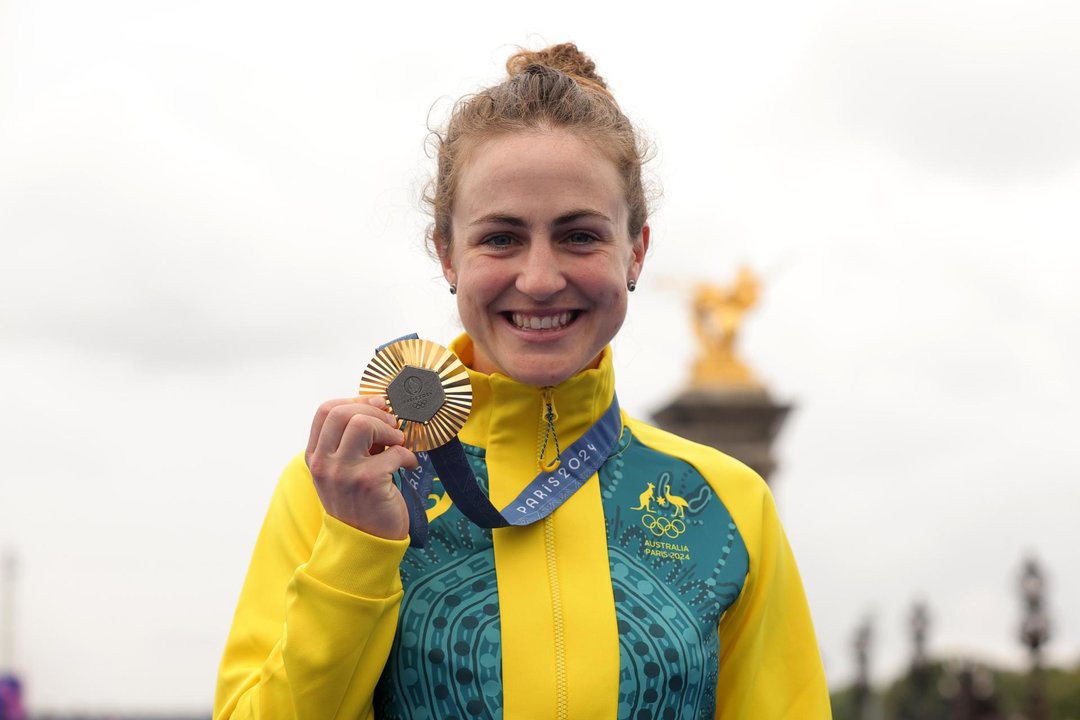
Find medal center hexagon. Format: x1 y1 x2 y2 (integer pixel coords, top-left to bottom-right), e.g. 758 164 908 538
386 365 446 423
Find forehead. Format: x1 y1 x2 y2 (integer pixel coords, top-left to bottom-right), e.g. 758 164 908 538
454 130 626 221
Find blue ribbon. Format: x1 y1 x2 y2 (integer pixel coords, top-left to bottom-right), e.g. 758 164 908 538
379 335 622 548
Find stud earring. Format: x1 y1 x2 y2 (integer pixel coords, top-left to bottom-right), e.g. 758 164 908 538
627 279 637 292
449 284 457 295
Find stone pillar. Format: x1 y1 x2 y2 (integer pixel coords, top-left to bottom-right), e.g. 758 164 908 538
652 387 791 484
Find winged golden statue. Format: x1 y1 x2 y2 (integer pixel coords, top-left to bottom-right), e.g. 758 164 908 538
690 266 762 389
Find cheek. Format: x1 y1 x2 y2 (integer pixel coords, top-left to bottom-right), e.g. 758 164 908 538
587 264 630 302
455 263 509 313
598 286 625 309
588 278 629 331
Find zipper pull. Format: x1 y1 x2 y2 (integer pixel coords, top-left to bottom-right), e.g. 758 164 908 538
538 387 561 472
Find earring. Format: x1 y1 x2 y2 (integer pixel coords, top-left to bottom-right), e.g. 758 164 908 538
449 284 457 295
627 279 637 292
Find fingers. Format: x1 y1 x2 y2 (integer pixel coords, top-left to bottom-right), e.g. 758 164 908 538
337 412 406 462
306 398 352 460
351 443 419 479
306 396 397 462
390 443 420 471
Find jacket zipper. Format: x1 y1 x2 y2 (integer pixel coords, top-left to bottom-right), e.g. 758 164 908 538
544 515 569 720
539 388 568 718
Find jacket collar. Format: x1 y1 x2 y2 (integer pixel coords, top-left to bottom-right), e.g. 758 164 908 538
449 333 617 455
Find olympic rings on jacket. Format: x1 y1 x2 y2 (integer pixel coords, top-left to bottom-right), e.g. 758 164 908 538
640 513 686 538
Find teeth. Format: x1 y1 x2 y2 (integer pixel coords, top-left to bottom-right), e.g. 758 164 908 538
511 312 574 330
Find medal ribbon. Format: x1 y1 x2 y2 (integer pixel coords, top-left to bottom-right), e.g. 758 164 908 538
379 335 622 547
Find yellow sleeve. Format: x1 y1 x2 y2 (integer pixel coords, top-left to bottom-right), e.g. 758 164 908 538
213 453 409 720
714 473 831 719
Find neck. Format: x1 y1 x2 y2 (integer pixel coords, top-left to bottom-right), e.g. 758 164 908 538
449 333 616 455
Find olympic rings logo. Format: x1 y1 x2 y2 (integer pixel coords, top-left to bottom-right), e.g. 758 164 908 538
641 514 686 538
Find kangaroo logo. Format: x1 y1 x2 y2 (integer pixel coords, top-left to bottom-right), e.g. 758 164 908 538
631 482 657 512
633 472 687 539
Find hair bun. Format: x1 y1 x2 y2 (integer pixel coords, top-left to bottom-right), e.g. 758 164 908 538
505 42 608 91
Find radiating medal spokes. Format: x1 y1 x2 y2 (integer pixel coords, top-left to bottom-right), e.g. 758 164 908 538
359 338 472 452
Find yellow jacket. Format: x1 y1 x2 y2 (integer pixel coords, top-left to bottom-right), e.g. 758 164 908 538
215 336 830 719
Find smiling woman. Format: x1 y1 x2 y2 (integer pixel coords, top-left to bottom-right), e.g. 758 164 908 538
442 129 647 387
213 43 830 720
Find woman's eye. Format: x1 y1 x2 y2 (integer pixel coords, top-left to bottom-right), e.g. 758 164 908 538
484 234 515 248
566 231 597 245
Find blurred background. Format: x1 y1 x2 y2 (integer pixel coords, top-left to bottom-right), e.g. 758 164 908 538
1 0 1078 717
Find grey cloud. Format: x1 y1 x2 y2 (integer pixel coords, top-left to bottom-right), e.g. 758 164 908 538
0 84 436 369
810 3 1080 181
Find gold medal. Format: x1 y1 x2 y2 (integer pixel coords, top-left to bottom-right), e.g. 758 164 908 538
359 338 473 452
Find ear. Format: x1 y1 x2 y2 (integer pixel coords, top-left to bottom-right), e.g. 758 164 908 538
437 232 456 286
629 224 650 281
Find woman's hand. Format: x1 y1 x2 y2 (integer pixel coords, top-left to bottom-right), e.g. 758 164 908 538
305 395 418 540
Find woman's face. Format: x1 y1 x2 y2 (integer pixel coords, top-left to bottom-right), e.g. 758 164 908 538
441 129 648 387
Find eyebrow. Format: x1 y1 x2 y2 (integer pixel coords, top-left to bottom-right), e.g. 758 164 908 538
468 209 613 227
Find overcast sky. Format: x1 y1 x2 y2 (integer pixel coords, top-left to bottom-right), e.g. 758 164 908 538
2 0 1078 713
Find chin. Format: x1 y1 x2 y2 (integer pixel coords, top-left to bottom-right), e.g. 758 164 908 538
501 352 598 387
497 362 568 387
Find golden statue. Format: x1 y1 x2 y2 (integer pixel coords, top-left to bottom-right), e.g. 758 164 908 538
690 266 762 388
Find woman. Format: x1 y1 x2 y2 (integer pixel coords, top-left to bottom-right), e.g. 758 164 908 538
214 44 830 719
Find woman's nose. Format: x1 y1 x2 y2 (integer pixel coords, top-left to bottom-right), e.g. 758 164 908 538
515 241 567 299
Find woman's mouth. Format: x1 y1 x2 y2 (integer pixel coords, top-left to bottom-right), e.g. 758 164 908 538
505 311 580 331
